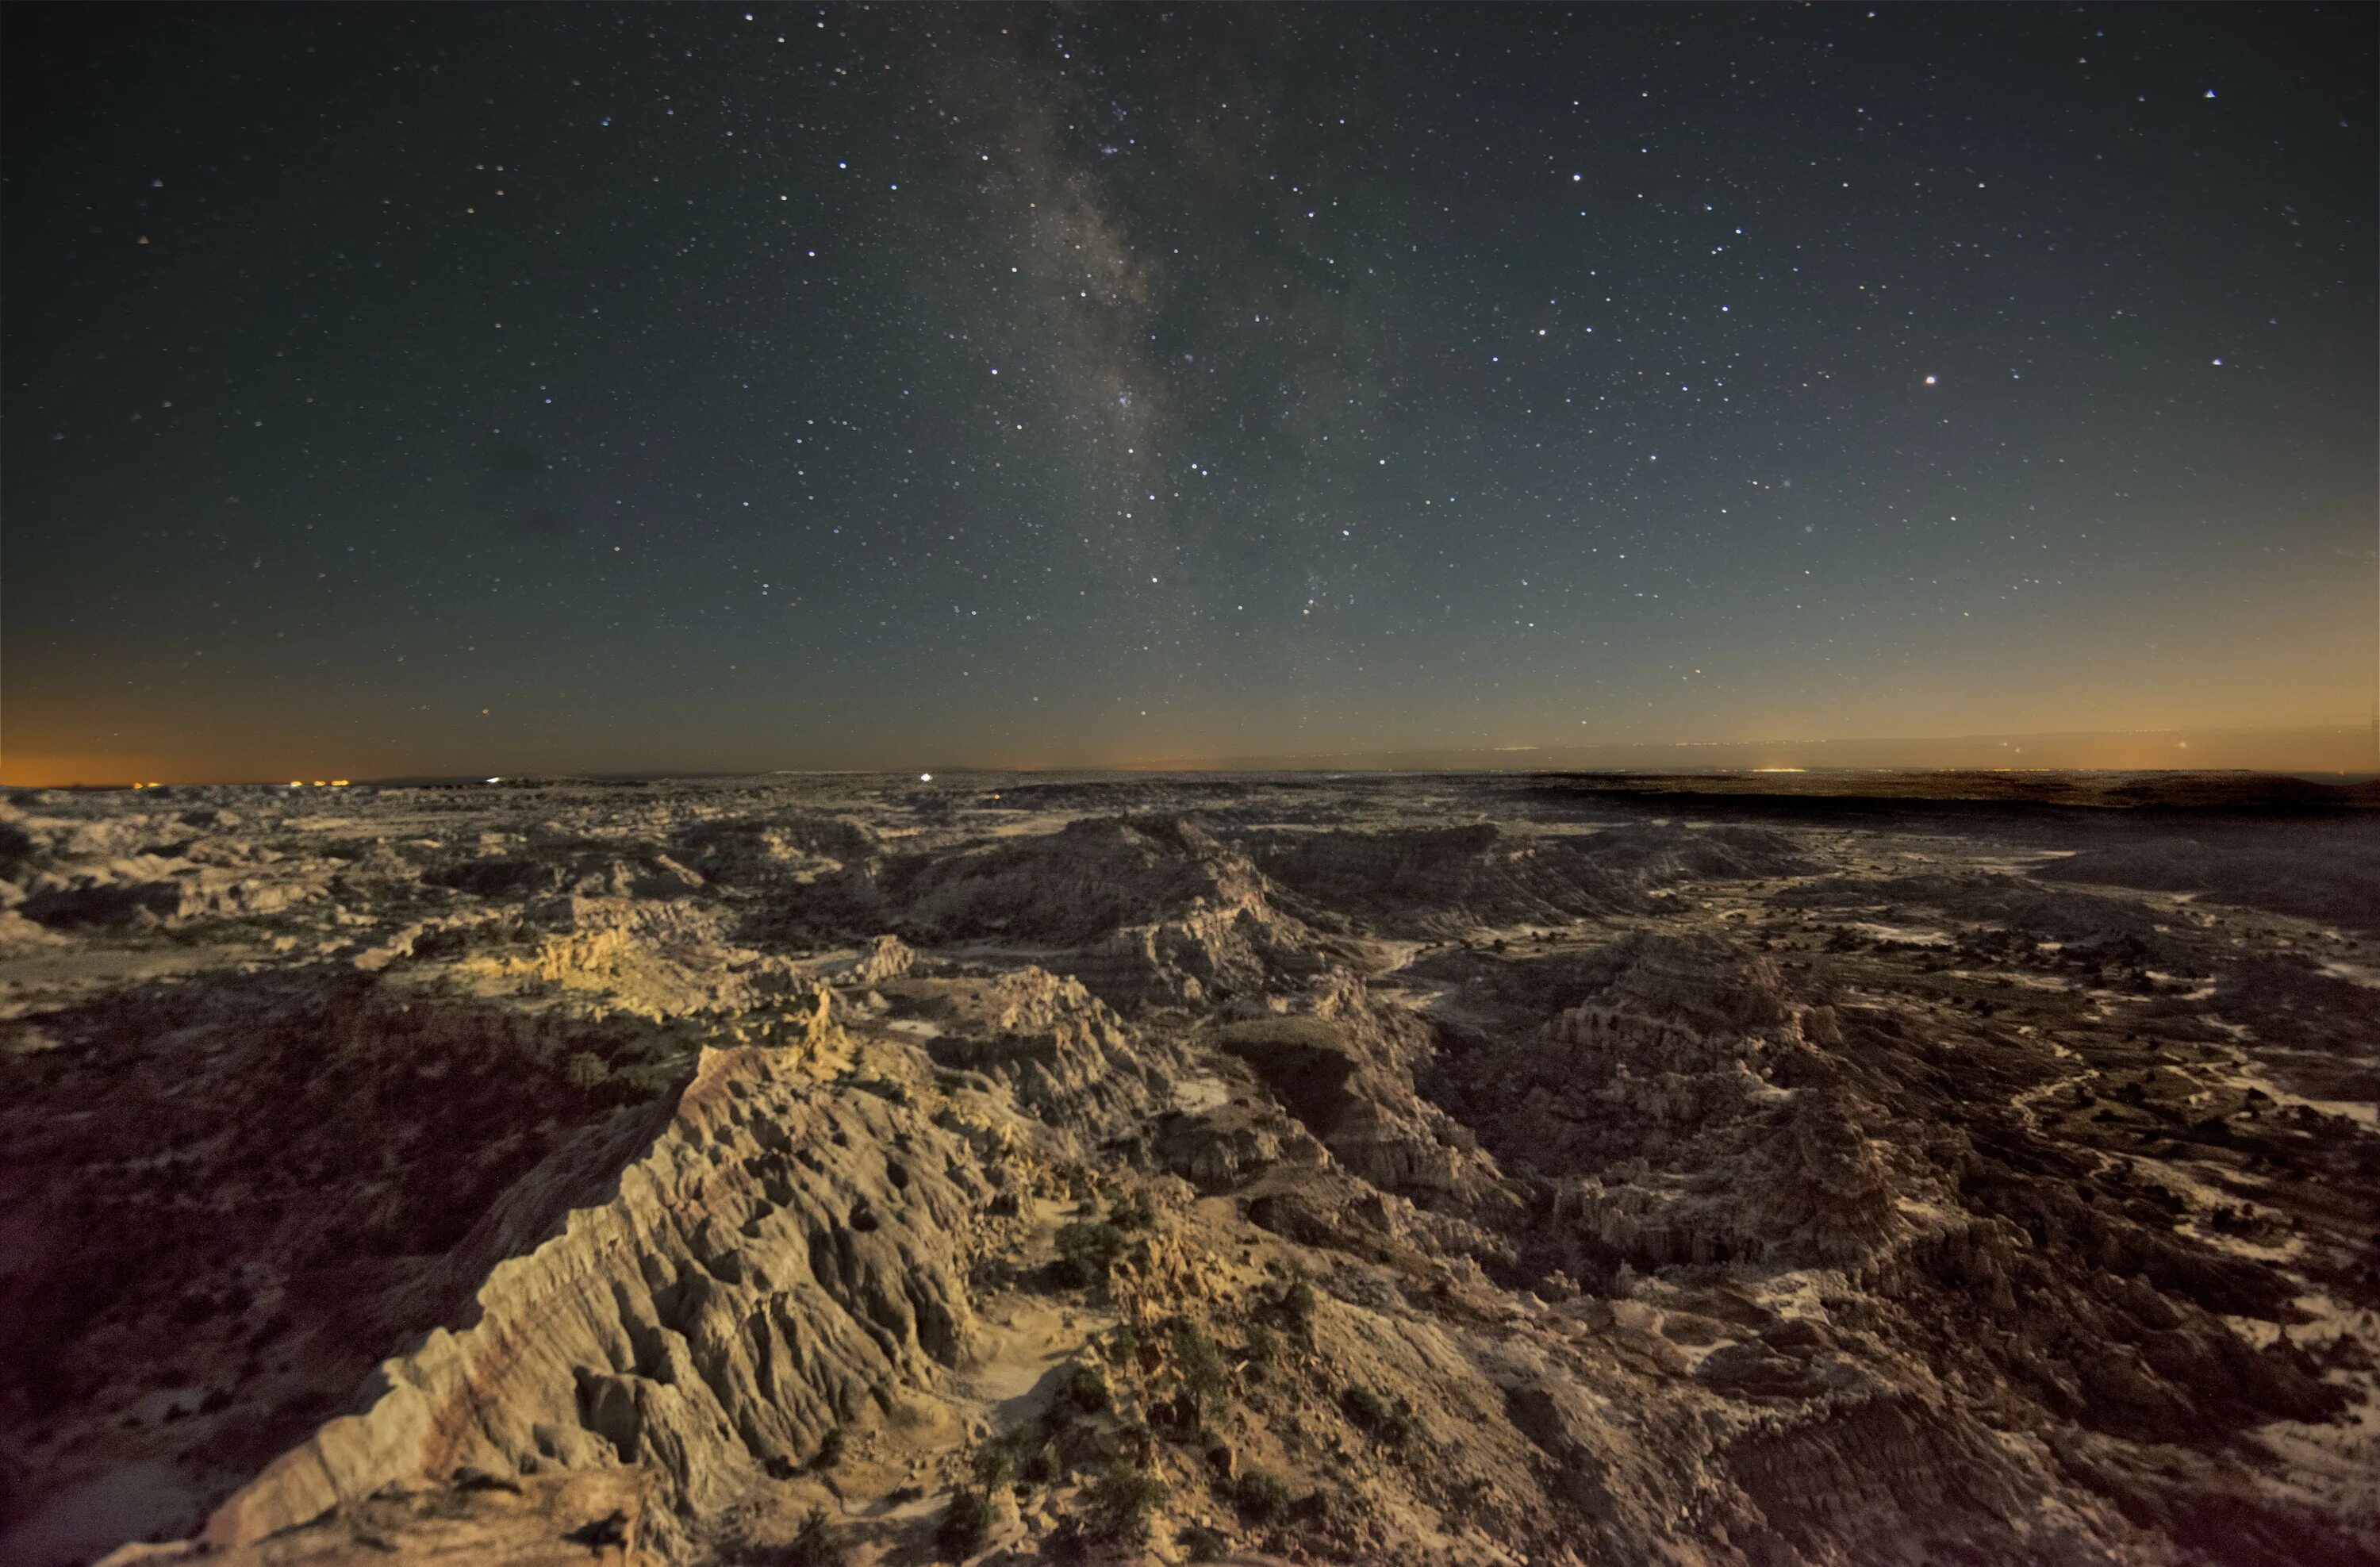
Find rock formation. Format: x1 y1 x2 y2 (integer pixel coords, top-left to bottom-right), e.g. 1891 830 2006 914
1 774 2371 1567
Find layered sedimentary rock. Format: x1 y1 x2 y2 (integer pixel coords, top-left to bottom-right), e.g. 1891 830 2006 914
200 1031 991 1554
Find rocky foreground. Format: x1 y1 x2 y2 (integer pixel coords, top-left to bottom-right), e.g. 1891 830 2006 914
2 771 2376 1566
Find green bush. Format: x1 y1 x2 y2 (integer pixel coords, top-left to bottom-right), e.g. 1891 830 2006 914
1233 1467 1293 1525
1245 1323 1279 1366
1108 1192 1156 1231
1084 1463 1167 1549
1054 1221 1130 1287
1265 1274 1319 1342
1015 1438 1059 1486
934 1489 994 1561
1180 1520 1231 1560
1105 1325 1141 1367
1171 1323 1229 1415
968 1442 1013 1493
1054 1363 1111 1416
813 1426 845 1469
1341 1384 1416 1444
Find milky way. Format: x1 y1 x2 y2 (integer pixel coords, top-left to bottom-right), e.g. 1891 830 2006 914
2 5 2372 782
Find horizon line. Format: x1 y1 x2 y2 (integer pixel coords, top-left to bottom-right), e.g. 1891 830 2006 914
7 720 2373 791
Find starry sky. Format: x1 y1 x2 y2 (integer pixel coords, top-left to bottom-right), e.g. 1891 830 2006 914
3 4 2374 784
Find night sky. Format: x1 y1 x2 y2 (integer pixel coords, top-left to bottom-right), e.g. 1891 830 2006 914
4 4 2373 784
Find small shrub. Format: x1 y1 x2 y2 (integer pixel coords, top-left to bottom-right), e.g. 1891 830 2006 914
1342 1385 1416 1444
1054 1363 1111 1415
813 1426 845 1470
1108 1192 1155 1231
784 1505 849 1567
1171 1324 1229 1416
1274 1276 1317 1339
1105 1325 1141 1367
1342 1381 1388 1421
1154 1390 1203 1437
1180 1520 1231 1559
935 1488 994 1561
1234 1467 1293 1526
1015 1438 1059 1485
1244 1323 1278 1366
1084 1462 1166 1548
1054 1221 1130 1288
1045 1411 1111 1469
968 1442 1013 1493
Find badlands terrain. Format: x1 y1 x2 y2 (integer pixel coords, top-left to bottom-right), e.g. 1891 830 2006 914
2 770 2377 1567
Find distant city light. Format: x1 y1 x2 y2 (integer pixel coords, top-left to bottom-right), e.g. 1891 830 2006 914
919 772 933 782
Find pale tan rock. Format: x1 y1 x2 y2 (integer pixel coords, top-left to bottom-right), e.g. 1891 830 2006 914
196 1040 988 1554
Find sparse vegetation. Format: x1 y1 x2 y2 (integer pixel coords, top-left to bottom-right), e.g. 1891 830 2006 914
1273 1274 1319 1340
781 1505 848 1567
968 1442 1013 1493
1054 1362 1111 1416
1171 1322 1230 1419
812 1426 844 1470
1082 1461 1168 1549
1054 1220 1130 1287
1015 1435 1060 1486
934 1488 994 1560
1342 1384 1417 1444
1234 1466 1294 1525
